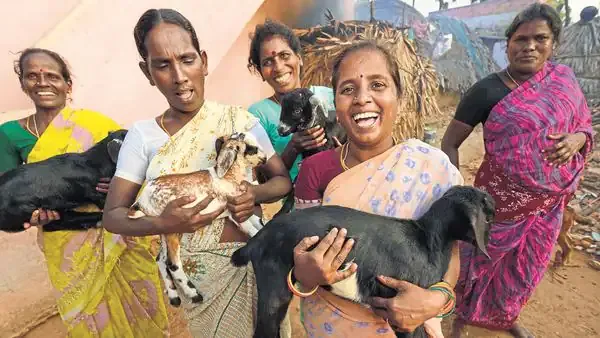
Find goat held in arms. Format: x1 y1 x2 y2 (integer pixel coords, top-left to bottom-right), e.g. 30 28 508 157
127 132 267 307
0 129 127 233
231 186 494 338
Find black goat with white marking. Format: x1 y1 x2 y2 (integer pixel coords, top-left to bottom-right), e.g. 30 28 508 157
231 186 493 338
277 88 346 159
274 88 346 216
0 129 127 232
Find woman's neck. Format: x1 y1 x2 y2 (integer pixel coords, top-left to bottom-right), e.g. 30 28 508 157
346 137 395 167
507 65 535 83
35 105 65 125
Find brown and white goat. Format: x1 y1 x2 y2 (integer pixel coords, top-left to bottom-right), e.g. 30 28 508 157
127 132 267 306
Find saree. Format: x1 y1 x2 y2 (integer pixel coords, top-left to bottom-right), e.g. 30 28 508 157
28 107 169 337
455 62 593 329
300 139 464 337
142 101 290 338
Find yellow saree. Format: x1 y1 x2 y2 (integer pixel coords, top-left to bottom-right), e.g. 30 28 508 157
27 107 169 337
142 101 287 338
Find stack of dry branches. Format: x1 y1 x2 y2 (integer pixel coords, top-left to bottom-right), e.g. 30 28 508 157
294 16 440 141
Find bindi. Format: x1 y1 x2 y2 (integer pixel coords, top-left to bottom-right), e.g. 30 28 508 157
271 51 277 56
360 74 363 78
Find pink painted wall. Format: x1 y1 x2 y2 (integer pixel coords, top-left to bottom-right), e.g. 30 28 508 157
0 1 80 113
0 0 355 126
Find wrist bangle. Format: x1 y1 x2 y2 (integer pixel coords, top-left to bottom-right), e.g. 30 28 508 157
287 267 318 298
429 282 456 318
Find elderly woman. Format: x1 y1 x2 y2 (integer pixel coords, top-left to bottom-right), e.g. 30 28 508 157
247 20 334 181
0 48 170 336
101 8 292 338
289 41 463 337
441 4 593 337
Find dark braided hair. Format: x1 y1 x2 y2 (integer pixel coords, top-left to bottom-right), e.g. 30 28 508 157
331 41 403 98
14 48 72 85
247 19 302 74
134 8 201 61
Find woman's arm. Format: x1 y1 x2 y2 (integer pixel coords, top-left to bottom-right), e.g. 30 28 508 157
280 127 327 170
253 155 292 204
441 120 474 169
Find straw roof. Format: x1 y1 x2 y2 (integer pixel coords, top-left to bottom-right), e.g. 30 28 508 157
293 15 440 141
555 15 600 105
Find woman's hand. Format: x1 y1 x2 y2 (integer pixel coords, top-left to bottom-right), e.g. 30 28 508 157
24 209 61 229
159 195 225 233
543 132 587 166
291 126 327 152
96 177 112 193
292 227 357 289
227 181 256 224
369 276 447 333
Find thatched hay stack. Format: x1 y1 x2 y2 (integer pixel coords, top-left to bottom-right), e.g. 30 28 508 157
293 17 440 141
555 14 600 106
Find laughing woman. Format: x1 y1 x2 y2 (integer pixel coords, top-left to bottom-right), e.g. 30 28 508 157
0 48 169 337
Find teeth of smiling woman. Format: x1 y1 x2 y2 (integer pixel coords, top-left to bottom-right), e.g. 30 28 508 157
36 92 56 96
353 112 380 128
274 73 290 85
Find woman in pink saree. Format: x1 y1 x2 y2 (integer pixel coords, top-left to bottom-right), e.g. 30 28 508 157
441 4 593 337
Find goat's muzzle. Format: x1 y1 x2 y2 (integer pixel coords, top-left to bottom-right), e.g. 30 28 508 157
277 123 294 137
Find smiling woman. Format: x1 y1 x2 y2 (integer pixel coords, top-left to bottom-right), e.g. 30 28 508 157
0 48 168 337
100 8 292 338
290 41 463 338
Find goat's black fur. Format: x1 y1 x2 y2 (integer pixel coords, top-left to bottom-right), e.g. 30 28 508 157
277 88 346 159
0 129 127 233
231 186 494 338
274 88 346 218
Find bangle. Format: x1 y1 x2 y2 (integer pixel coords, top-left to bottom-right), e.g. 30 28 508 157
287 267 318 298
429 282 456 318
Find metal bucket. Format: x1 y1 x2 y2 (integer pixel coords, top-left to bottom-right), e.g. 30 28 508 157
423 127 437 145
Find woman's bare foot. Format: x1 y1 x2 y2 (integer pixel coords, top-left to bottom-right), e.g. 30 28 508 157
509 323 535 338
450 318 465 338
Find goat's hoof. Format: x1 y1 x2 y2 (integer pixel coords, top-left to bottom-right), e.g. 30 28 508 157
191 294 204 303
169 297 182 307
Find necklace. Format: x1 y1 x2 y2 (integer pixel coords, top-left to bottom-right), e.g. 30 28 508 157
340 137 398 171
505 69 521 87
159 113 171 138
26 115 40 138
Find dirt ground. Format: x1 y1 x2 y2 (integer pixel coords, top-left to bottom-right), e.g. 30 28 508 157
2 108 599 338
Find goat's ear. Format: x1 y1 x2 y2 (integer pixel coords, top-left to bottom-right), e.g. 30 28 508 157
468 208 491 259
107 139 123 163
244 144 259 156
215 136 225 155
215 148 237 179
309 95 327 119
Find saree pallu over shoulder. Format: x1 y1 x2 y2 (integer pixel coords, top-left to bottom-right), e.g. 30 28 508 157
301 139 464 337
28 107 169 337
482 62 593 197
143 101 265 338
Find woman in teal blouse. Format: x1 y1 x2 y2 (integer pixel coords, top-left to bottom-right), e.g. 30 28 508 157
247 20 335 181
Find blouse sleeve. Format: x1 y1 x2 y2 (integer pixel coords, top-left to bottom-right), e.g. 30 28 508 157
293 156 324 209
0 128 21 173
113 124 149 185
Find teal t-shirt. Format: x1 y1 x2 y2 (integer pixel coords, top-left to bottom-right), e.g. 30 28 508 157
248 86 335 181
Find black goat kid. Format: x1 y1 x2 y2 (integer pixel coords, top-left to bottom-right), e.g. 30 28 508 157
277 88 346 159
232 186 494 338
0 129 127 232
